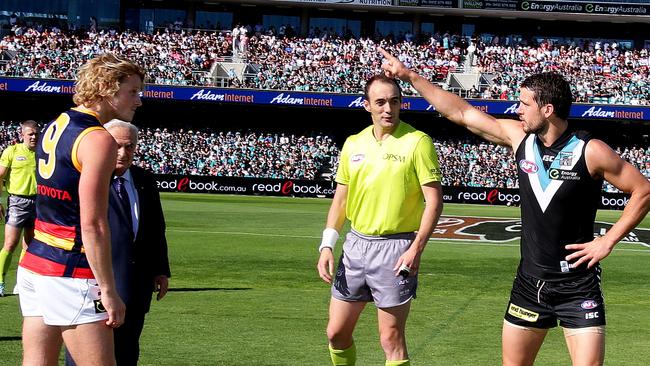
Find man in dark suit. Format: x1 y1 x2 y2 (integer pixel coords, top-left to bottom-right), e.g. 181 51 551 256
66 120 171 366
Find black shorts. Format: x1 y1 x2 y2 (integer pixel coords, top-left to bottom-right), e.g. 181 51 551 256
504 267 606 329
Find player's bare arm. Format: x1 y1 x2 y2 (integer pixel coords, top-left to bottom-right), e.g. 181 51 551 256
393 182 443 276
317 183 348 284
566 139 650 268
378 47 525 149
77 129 125 327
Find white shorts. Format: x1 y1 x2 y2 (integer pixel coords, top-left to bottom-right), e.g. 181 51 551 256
17 266 108 326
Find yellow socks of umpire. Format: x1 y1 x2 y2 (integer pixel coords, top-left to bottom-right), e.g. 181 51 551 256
386 360 411 366
329 343 356 365
0 248 12 282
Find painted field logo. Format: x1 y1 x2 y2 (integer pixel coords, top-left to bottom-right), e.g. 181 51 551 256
519 159 538 174
431 216 650 247
581 300 598 310
431 216 522 242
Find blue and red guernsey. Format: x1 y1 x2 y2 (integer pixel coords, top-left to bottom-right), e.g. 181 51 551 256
20 108 105 278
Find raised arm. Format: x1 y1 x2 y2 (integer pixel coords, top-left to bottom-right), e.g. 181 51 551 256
566 139 650 268
379 47 525 150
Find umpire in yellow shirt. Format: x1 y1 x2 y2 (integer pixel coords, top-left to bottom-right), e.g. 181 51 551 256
317 74 444 366
0 120 38 296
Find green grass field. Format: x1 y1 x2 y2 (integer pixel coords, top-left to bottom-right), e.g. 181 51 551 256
1 193 649 365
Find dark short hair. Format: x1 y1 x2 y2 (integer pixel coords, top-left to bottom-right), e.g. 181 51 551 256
363 74 402 101
520 73 573 120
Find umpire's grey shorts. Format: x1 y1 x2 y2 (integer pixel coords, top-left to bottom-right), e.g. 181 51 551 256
6 195 36 228
332 229 417 308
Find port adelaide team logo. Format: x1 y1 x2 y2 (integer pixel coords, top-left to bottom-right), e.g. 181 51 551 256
431 216 650 247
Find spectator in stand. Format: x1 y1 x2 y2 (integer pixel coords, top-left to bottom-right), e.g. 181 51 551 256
232 24 240 55
239 26 249 56
9 13 18 27
89 16 97 32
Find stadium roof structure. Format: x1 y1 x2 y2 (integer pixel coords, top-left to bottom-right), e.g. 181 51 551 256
204 0 650 24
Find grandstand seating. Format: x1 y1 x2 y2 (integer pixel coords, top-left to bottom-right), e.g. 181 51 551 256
1 121 645 192
1 26 648 105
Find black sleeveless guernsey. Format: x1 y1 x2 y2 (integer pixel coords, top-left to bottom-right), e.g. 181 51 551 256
515 129 603 281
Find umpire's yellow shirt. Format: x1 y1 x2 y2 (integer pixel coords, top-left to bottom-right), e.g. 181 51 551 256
336 122 442 236
0 143 37 196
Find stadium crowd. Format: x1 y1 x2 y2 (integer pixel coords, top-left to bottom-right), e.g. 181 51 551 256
604 145 650 192
240 34 459 94
0 26 225 85
134 127 340 180
3 25 649 104
0 121 646 190
0 24 461 94
474 40 650 105
433 138 519 189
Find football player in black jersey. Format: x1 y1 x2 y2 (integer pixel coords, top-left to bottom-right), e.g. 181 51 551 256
380 47 650 366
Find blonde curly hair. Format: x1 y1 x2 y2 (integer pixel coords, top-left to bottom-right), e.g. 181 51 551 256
73 53 145 107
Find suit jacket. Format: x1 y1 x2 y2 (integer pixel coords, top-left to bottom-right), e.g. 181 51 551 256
110 165 171 314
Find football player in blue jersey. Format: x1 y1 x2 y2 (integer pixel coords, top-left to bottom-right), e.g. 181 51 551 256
18 54 144 366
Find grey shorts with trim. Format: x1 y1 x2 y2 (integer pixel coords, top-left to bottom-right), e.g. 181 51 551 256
332 230 417 308
6 195 36 228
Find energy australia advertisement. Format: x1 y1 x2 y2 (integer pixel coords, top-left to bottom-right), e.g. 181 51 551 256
518 1 649 15
462 0 650 14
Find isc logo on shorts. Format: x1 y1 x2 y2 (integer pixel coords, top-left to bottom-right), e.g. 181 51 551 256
508 303 539 322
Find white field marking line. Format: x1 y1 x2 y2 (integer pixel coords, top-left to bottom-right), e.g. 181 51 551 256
169 229 319 240
167 229 650 252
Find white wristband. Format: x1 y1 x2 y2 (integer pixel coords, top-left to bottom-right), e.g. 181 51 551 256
318 228 339 253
